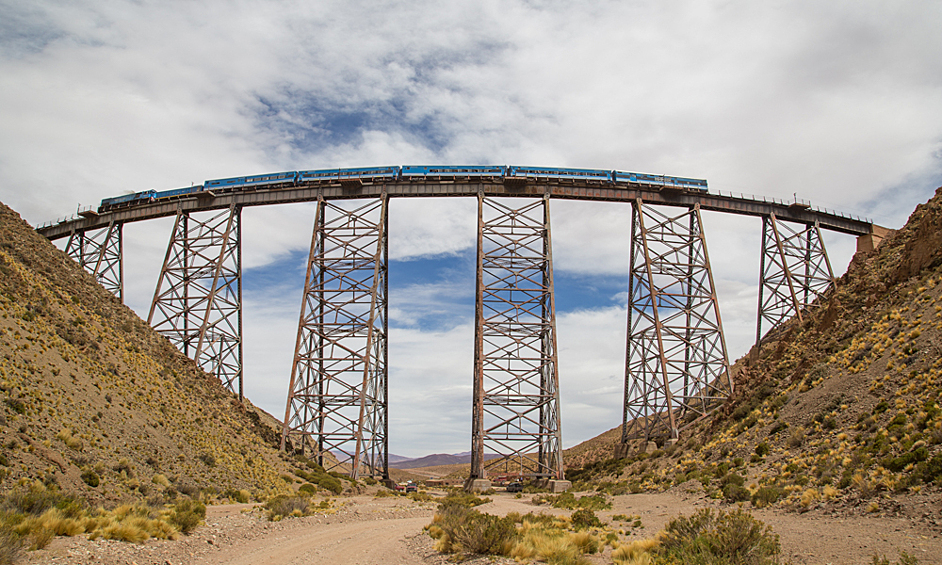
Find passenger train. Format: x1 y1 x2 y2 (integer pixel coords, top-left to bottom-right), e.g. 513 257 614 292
98 165 708 213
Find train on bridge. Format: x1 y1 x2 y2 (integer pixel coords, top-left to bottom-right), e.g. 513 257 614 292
98 165 708 213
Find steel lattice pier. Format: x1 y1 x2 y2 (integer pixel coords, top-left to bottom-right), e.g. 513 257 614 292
65 221 123 301
756 214 834 345
471 194 564 480
281 197 388 479
622 202 733 442
148 205 243 397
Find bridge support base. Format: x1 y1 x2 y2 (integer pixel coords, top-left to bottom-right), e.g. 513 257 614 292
464 478 492 493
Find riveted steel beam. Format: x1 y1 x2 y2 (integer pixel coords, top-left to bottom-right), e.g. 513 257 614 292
755 214 834 345
622 201 733 443
470 193 564 480
64 221 123 301
281 197 388 480
148 205 243 397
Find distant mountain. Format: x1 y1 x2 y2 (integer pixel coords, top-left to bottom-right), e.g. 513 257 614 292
389 452 501 469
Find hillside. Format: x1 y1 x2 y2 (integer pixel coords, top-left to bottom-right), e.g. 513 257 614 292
0 201 301 505
566 188 942 520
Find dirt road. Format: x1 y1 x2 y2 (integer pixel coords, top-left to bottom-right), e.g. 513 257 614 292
27 489 942 565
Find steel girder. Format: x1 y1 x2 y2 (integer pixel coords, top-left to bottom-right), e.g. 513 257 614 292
755 214 834 345
471 194 564 480
147 205 243 397
281 197 388 480
622 201 733 443
64 221 124 301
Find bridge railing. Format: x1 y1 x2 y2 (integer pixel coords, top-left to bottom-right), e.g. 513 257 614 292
711 189 872 224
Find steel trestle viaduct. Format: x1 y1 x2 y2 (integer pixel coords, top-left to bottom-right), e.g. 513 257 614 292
37 169 883 483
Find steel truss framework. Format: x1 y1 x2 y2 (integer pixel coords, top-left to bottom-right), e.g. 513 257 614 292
622 201 733 442
471 194 563 480
756 214 834 345
281 197 388 480
148 205 243 397
65 221 124 301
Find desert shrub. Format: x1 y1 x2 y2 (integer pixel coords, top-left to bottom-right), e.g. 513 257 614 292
81 470 100 488
430 502 514 556
657 508 780 565
298 484 317 496
449 511 516 555
916 454 942 484
723 482 751 503
438 489 490 508
408 491 435 503
570 508 602 530
0 521 22 565
613 538 658 565
883 447 929 472
168 498 205 534
755 442 770 457
264 495 311 520
535 492 611 510
872 551 920 565
568 530 600 554
752 486 783 508
151 474 170 487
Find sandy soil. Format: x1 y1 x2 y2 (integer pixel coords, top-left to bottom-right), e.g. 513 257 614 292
24 489 942 565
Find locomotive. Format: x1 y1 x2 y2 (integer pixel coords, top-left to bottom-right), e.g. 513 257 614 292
98 165 708 212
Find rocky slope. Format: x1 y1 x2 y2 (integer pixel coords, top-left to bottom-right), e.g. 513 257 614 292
566 188 942 522
0 201 299 505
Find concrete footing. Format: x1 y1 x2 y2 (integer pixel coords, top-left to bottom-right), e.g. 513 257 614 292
464 478 492 493
545 479 572 493
613 443 629 459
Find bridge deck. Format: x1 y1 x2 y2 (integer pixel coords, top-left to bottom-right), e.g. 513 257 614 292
37 180 874 239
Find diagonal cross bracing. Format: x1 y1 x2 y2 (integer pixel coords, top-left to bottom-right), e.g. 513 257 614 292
755 214 834 345
147 205 243 397
623 201 732 443
471 194 563 480
281 197 388 480
65 221 124 301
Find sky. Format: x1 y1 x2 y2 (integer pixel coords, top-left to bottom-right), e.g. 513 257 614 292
1 0 941 458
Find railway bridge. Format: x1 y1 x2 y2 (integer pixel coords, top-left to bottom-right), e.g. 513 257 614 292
36 167 884 485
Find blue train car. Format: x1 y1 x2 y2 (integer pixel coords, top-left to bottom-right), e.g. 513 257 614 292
243 171 297 188
671 176 708 191
401 165 505 179
297 166 399 184
506 166 612 183
154 185 203 201
99 189 157 212
204 175 248 190
614 170 708 192
204 171 297 191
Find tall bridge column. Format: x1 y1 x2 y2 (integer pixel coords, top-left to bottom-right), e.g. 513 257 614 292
281 197 388 480
64 221 124 301
148 205 243 397
470 193 564 480
755 214 834 345
622 201 732 445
